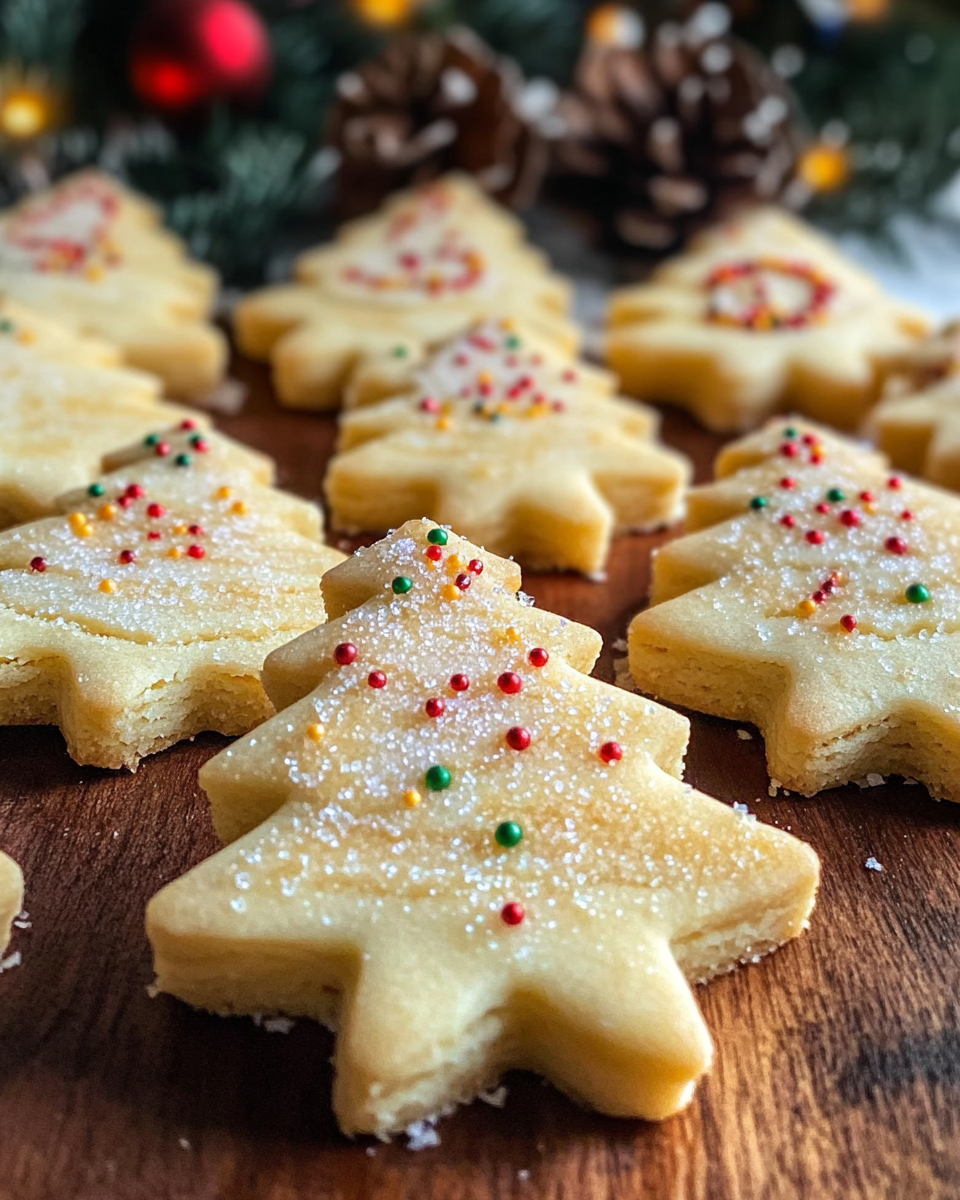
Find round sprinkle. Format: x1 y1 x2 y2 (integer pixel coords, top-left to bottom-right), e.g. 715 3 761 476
126 483 145 499
497 671 522 695
425 545 443 562
99 578 115 594
840 614 858 633
87 482 105 497
839 510 860 527
391 345 408 358
827 488 845 502
501 902 525 926
805 530 826 545
118 549 136 564
425 765 452 791
749 496 769 510
217 486 232 499
425 697 445 718
306 723 324 742
334 642 358 666
167 547 182 559
783 426 798 439
815 503 830 514
888 476 903 490
780 443 799 458
885 536 907 555
442 583 461 601
449 673 469 692
901 510 914 521
427 528 449 546
506 726 531 751
468 559 484 575
174 453 191 467
188 524 204 536
454 573 471 591
780 477 795 489
180 419 198 431
780 514 797 528
231 501 249 516
189 435 209 451
391 576 413 594
599 741 623 764
528 648 549 668
29 556 46 572
860 491 875 503
155 441 171 457
144 433 160 447
368 670 387 689
420 397 440 413
796 599 817 617
495 821 523 848
404 789 422 808
146 503 165 519
906 583 930 604
187 544 205 559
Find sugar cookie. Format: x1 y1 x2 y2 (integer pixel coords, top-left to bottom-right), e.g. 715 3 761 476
0 171 227 398
148 520 819 1137
607 208 928 432
326 319 690 573
630 417 960 799
0 852 22 956
235 175 577 409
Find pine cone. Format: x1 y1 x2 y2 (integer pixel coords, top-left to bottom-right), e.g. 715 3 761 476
328 27 555 218
556 10 804 250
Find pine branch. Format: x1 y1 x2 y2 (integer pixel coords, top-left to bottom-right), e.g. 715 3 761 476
0 0 87 72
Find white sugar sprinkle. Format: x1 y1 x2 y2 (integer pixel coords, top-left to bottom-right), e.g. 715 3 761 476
405 1120 441 1150
865 857 883 872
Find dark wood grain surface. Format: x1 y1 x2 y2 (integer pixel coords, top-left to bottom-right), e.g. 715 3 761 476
1 352 958 1200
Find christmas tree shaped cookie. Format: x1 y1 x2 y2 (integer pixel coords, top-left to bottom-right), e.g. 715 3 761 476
869 322 960 490
0 424 342 769
326 319 690 574
0 171 227 398
0 301 212 528
606 208 928 433
0 852 23 956
630 418 960 799
235 175 577 409
147 520 819 1137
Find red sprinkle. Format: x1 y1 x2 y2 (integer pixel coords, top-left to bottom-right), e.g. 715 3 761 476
180 419 198 431
420 397 441 413
860 491 875 503
126 483 145 499
802 434 817 446
497 672 523 695
501 902 525 926
468 559 484 575
810 451 824 465
187 544 205 559
449 673 470 692
780 477 796 489
188 524 204 536
147 531 161 541
780 514 797 528
146 503 165 519
192 438 210 453
599 741 623 764
454 573 471 591
334 642 358 666
506 726 531 751
528 648 549 668
815 503 830 514
840 614 858 633
888 476 903 490
901 510 914 521
29 556 46 572
368 671 387 689
839 510 860 527
806 530 826 545
812 590 825 604
425 545 443 561
780 442 799 458
155 441 171 457
425 698 445 718
885 536 907 555
118 549 136 564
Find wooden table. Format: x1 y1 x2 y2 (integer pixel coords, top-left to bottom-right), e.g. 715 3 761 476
1 352 958 1200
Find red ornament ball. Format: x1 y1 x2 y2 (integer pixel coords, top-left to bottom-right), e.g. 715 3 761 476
131 0 273 113
334 642 358 666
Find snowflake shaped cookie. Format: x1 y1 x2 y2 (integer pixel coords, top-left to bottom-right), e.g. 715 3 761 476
630 418 960 799
607 208 928 432
326 319 690 573
0 171 227 398
148 520 818 1137
235 175 577 409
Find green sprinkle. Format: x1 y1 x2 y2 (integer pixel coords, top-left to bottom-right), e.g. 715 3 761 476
427 528 449 546
749 496 769 510
826 488 845 503
391 576 413 594
495 821 523 848
504 334 521 350
87 482 105 498
906 583 931 604
391 345 408 358
0 318 14 334
783 426 798 439
174 453 191 467
189 434 204 447
144 433 160 447
425 765 451 792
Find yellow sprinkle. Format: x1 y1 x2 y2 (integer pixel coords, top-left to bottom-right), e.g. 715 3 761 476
796 599 817 618
172 523 188 535
436 416 452 431
404 789 422 808
441 583 461 601
16 329 36 345
98 503 117 521
84 264 104 281
167 546 182 559
217 486 233 500
500 317 516 331
477 370 494 387
445 554 463 576
863 502 878 515
306 723 325 743
231 500 249 516
505 626 522 643
68 512 92 537
99 578 115 594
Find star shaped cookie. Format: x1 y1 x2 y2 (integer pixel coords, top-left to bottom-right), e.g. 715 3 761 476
0 171 227 398
0 300 211 528
326 319 690 574
0 852 23 957
235 175 577 409
630 417 960 799
606 208 929 433
147 520 819 1138
869 322 960 490
0 425 343 769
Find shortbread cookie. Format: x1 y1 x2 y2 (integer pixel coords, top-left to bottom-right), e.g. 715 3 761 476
0 171 227 398
0 306 212 527
606 208 929 433
630 417 960 799
235 175 577 409
326 319 690 573
0 426 342 769
0 852 23 956
0 294 120 368
148 520 819 1137
869 323 960 490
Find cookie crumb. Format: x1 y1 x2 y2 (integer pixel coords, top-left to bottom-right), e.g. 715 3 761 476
262 1016 295 1034
178 1137 191 1151
0 950 20 972
406 1120 440 1151
479 1085 508 1107
736 729 753 740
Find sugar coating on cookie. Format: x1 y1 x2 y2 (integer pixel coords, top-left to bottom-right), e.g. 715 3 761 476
630 417 960 799
235 175 577 409
870 322 960 490
327 318 690 573
148 519 819 1138
0 301 210 527
0 851 23 957
606 208 928 433
0 426 342 769
0 171 227 398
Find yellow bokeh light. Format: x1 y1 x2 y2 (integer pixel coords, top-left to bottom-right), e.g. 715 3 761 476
586 4 645 49
0 90 51 140
352 0 417 27
798 143 852 193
